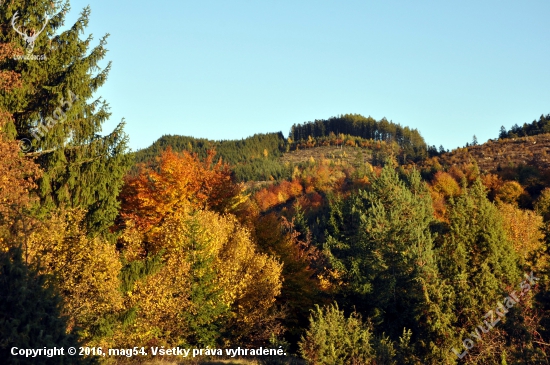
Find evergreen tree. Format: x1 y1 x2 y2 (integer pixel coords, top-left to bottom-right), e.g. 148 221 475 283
437 180 522 363
0 246 94 364
183 213 229 347
499 126 507 139
299 303 377 365
1 1 131 234
325 164 456 363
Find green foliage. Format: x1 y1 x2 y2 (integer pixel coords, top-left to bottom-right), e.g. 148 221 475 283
119 251 164 293
500 114 550 139
534 187 550 222
256 334 294 365
233 158 292 181
299 303 375 365
321 164 456 363
290 114 427 161
183 214 229 347
0 246 94 364
438 180 522 321
132 132 289 181
1 1 132 235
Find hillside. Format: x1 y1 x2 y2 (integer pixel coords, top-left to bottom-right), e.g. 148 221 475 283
131 132 291 181
132 114 427 182
434 134 550 172
281 145 370 165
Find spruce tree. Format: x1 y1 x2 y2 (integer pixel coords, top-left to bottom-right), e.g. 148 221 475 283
183 213 229 347
0 1 131 234
325 164 456 363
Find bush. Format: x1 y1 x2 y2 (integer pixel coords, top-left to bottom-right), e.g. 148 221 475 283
299 303 376 365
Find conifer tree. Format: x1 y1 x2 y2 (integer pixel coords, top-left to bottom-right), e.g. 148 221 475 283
0 1 131 234
325 164 456 363
183 213 229 347
437 180 522 363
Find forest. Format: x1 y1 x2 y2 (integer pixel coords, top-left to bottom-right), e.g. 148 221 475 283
1 2 550 365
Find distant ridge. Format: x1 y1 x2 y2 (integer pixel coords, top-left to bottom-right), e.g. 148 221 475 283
132 114 430 181
290 114 427 161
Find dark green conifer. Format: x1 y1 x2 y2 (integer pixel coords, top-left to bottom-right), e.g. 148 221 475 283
325 164 456 363
1 1 131 234
183 213 229 347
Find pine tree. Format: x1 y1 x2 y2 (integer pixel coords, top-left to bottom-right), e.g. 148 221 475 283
1 1 131 234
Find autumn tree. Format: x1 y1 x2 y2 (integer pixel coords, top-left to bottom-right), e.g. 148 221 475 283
22 209 123 347
119 148 244 237
498 203 546 271
0 41 42 248
117 210 282 349
495 180 524 205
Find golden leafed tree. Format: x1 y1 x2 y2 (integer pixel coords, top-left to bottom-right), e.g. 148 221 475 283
24 209 123 347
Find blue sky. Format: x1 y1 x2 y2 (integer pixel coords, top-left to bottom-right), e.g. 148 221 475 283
65 0 550 151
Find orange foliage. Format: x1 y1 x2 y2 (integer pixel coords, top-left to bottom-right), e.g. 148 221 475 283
480 173 504 201
0 119 41 227
254 188 280 211
119 148 243 232
447 162 479 185
0 45 41 245
254 179 303 211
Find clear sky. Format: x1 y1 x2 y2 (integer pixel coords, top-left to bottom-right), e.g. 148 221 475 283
65 0 550 151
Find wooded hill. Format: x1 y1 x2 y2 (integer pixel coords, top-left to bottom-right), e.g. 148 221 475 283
132 114 428 181
132 113 550 211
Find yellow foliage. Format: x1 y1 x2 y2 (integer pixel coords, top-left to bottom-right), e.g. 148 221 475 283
117 209 282 347
432 172 460 198
496 181 524 205
498 203 546 271
535 187 550 221
24 209 123 344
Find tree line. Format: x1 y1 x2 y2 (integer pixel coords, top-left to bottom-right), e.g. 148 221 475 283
500 114 550 139
290 114 428 161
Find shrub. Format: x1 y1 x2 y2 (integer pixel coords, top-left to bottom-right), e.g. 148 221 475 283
299 303 375 365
